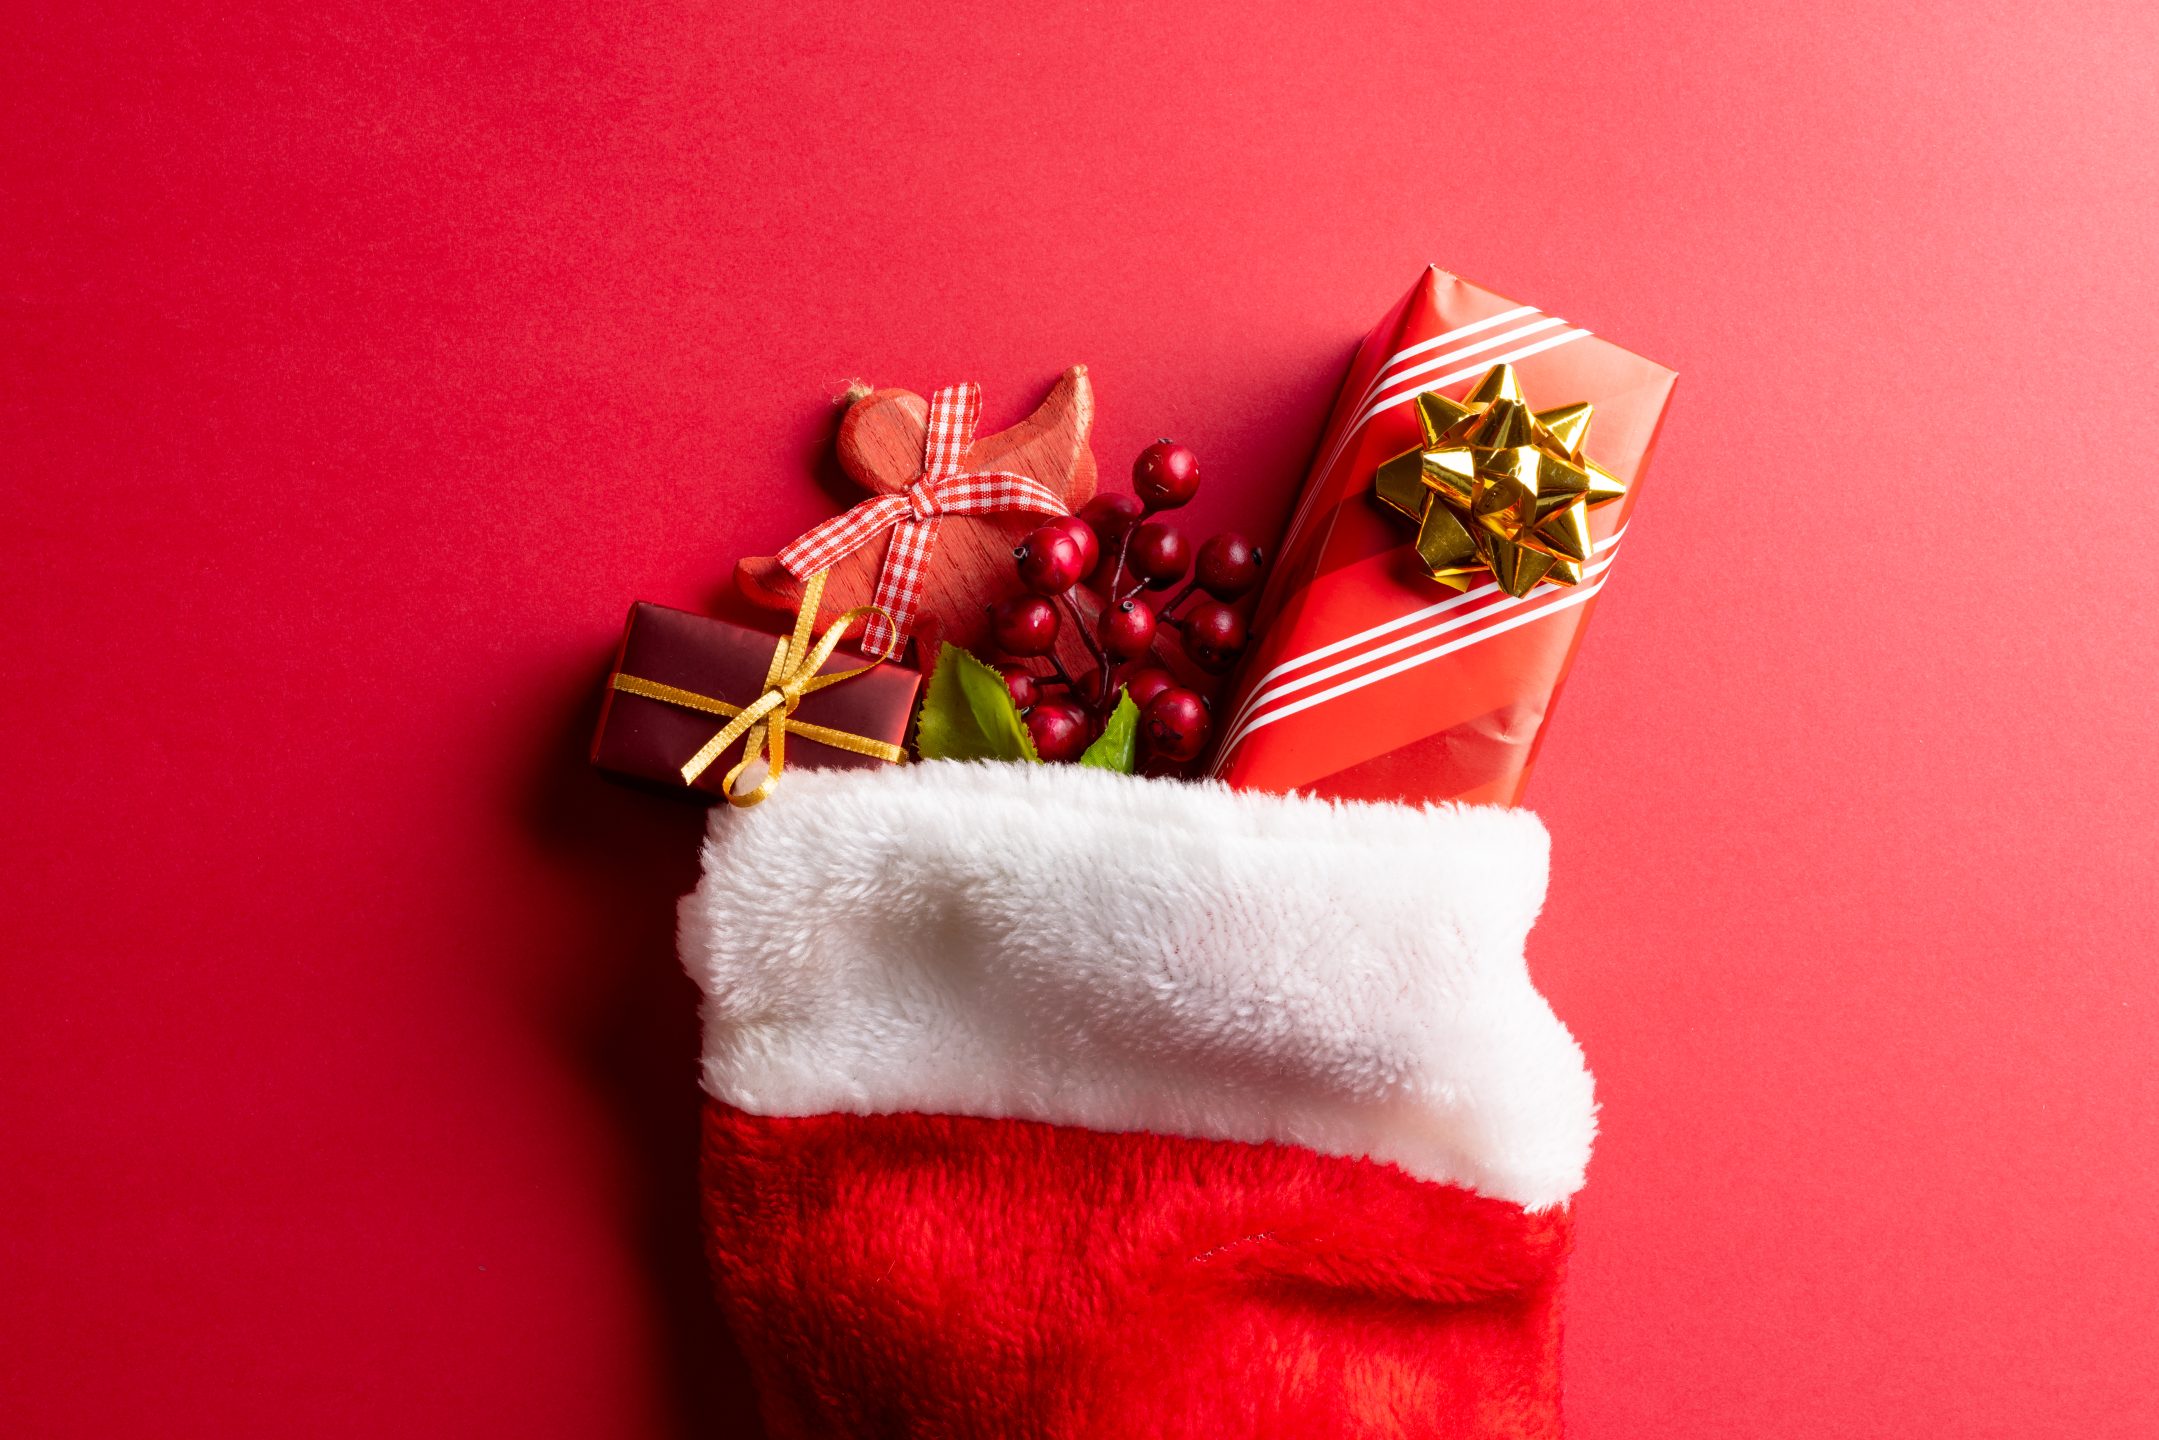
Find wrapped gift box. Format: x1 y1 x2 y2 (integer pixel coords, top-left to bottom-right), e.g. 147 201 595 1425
1206 267 1677 806
592 602 922 803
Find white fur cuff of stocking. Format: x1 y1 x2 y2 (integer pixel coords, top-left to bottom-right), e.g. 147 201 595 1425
678 760 1595 1210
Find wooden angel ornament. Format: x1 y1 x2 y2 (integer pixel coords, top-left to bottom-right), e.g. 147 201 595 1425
736 369 1100 675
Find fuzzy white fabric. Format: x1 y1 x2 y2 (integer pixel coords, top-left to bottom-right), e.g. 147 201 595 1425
679 761 1595 1210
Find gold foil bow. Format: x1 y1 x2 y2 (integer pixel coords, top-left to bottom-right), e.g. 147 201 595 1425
1373 363 1627 596
608 571 903 808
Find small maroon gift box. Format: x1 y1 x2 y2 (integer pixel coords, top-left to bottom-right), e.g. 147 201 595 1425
591 602 922 803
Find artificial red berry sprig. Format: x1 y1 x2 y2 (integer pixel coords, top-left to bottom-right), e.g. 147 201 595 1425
980 438 1264 772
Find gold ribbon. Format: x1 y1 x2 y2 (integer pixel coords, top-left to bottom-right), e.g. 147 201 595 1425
610 571 903 808
1373 362 1627 597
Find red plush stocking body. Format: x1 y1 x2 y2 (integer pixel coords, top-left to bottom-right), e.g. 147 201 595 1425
680 762 1595 1438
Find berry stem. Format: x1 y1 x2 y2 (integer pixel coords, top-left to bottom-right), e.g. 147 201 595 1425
1095 658 1125 711
1161 579 1202 616
1053 591 1111 673
1106 527 1135 599
1046 654 1083 697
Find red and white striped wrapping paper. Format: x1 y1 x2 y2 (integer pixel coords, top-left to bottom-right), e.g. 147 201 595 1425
1207 267 1678 806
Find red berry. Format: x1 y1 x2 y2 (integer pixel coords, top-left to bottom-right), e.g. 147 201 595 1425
1078 493 1145 546
1127 520 1190 588
1000 666 1039 711
1099 597 1157 659
988 594 1059 657
1026 700 1093 763
1015 526 1086 596
1123 666 1175 709
1141 687 1210 763
1133 440 1201 510
1181 600 1248 673
1039 513 1100 579
1195 531 1263 600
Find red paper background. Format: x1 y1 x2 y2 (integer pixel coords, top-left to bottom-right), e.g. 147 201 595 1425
6 3 2155 1435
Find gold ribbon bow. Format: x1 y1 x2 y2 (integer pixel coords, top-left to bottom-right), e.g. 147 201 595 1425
1373 362 1627 597
609 571 903 808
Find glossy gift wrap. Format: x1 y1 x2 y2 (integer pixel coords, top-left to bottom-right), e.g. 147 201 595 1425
1207 267 1677 805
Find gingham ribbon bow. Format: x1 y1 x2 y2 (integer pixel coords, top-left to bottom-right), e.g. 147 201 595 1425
777 383 1070 655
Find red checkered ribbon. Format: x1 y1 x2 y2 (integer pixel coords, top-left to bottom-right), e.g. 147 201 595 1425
777 383 1069 655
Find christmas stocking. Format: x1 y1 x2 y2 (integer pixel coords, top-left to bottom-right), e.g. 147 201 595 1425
680 760 1595 1439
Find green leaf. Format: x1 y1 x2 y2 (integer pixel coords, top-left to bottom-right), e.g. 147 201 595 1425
914 644 1040 764
1078 690 1139 773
